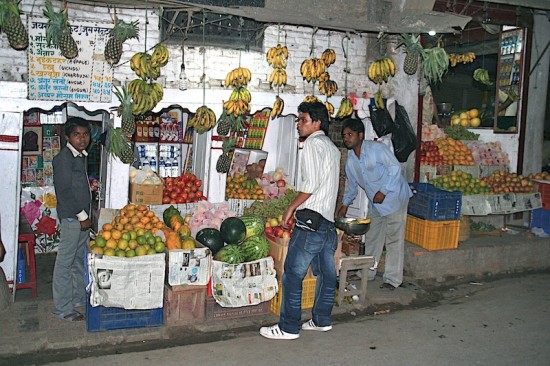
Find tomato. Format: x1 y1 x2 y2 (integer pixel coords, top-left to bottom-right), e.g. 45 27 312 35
184 187 191 193
196 190 203 198
162 196 171 204
176 196 185 204
185 181 193 188
188 192 196 201
170 199 177 204
180 192 188 200
169 192 178 199
191 185 198 193
183 173 192 181
194 179 202 187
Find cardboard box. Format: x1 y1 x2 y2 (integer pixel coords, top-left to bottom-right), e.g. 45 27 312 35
129 183 163 205
205 297 270 320
164 284 206 326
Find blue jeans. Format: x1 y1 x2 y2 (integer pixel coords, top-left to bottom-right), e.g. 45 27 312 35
279 218 338 334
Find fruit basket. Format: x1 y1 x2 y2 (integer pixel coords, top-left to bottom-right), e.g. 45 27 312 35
335 218 371 235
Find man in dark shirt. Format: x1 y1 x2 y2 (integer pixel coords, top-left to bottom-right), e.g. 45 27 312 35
52 117 92 322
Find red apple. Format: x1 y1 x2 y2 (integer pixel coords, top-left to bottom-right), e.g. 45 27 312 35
282 231 291 239
265 226 273 236
276 179 286 188
273 226 284 238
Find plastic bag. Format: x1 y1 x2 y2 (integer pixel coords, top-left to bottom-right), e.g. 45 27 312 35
368 102 396 138
391 102 418 163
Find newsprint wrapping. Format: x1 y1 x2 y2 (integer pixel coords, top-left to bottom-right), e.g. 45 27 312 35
210 257 278 307
87 253 165 309
167 248 212 286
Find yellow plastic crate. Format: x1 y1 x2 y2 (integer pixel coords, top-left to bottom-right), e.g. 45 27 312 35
270 277 317 316
405 214 460 251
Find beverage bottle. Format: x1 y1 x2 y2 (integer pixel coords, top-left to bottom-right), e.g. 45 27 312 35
142 154 149 168
171 153 179 178
165 155 172 177
148 122 154 141
150 155 157 172
154 122 160 141
159 156 166 177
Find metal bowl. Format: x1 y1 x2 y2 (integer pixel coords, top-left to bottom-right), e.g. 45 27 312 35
437 102 453 113
335 217 371 235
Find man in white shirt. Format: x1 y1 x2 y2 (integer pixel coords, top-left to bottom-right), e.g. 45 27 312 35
260 101 340 340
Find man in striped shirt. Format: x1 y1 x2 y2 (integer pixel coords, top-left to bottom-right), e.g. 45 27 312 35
260 101 340 340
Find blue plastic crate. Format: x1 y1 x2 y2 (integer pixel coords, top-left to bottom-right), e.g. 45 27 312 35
86 301 163 332
530 208 550 234
408 183 462 221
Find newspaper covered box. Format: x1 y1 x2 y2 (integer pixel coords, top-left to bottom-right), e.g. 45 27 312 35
87 252 165 309
166 248 212 286
210 257 278 307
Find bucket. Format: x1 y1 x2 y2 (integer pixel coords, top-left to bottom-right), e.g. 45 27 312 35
459 216 471 242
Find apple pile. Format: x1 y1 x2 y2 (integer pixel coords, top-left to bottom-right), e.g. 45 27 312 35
420 141 445 166
162 173 207 204
265 215 295 240
481 170 536 194
258 167 289 199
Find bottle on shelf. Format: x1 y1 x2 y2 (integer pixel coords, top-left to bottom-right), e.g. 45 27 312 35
165 155 172 177
159 156 166 177
150 155 157 172
142 153 150 168
171 153 179 178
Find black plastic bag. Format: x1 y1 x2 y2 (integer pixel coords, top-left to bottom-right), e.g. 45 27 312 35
391 102 418 163
368 102 396 137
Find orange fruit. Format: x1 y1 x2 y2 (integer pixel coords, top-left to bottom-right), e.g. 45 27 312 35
124 223 134 231
468 108 479 118
95 237 106 248
135 246 148 256
105 238 118 249
117 239 129 250
128 239 139 250
130 216 140 225
102 223 113 232
103 248 116 256
140 216 150 224
111 230 122 240
146 210 155 218
137 204 147 212
100 230 112 240
90 246 104 255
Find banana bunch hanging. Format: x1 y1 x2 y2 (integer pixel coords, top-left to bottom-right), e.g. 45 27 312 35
373 91 385 110
300 58 326 82
335 97 354 119
319 78 338 97
270 96 285 120
266 44 288 68
367 57 396 84
448 52 476 67
473 68 493 85
268 68 287 87
223 86 252 117
130 44 169 80
187 105 217 134
320 48 336 67
127 79 164 116
225 67 252 88
325 101 335 117
303 95 322 103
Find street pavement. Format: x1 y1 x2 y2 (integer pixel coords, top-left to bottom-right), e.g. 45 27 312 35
16 273 550 366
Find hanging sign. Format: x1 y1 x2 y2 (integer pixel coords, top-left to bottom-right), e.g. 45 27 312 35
27 17 114 103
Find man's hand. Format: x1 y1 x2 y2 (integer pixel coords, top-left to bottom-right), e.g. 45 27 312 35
373 191 386 204
80 218 92 231
336 205 349 218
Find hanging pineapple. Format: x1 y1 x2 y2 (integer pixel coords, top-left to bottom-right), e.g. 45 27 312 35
216 110 232 136
108 127 135 164
0 0 29 50
398 33 424 75
216 137 236 174
104 19 139 66
43 0 78 59
112 85 135 137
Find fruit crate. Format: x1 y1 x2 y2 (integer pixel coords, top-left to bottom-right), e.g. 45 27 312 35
533 180 550 209
405 215 460 251
530 208 550 234
270 277 317 316
205 297 270 320
408 183 462 221
164 284 206 326
86 300 163 332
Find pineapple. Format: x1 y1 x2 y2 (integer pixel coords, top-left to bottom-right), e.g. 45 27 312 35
399 34 424 75
43 0 78 59
112 85 135 136
104 19 139 66
0 0 29 50
108 127 135 164
216 112 232 136
216 137 236 174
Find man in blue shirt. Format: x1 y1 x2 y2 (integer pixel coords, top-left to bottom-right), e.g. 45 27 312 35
337 118 412 290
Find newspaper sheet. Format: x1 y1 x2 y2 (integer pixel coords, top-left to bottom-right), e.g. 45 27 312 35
211 257 278 307
88 252 165 309
167 248 212 286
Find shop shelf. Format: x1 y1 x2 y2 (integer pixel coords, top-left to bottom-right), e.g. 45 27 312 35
408 183 462 221
405 215 460 251
270 277 317 316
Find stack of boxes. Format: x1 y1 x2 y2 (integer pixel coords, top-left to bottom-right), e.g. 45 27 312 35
406 183 463 251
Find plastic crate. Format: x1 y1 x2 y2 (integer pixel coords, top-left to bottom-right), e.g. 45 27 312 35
533 180 550 209
405 215 460 251
86 301 163 332
270 277 317 316
205 297 270 320
164 284 206 326
530 208 550 234
408 183 462 221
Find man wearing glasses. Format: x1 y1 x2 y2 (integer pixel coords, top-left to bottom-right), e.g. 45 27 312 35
260 101 340 340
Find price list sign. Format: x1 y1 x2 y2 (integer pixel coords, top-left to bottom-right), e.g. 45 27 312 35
27 17 114 103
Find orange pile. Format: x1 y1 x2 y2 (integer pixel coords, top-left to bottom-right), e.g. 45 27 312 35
433 137 475 166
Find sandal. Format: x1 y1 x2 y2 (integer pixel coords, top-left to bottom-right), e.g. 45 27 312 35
54 310 85 322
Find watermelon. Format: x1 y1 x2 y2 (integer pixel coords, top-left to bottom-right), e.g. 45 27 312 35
240 234 270 262
214 244 245 264
196 228 224 254
240 215 265 239
220 217 247 245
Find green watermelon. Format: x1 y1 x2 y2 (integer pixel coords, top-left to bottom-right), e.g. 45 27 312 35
241 234 270 261
196 228 224 254
214 244 245 264
240 215 265 239
220 217 247 244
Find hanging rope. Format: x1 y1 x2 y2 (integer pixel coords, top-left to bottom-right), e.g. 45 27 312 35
144 3 149 52
201 11 206 105
343 33 350 95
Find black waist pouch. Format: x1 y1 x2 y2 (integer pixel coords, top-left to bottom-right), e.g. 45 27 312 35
295 208 323 231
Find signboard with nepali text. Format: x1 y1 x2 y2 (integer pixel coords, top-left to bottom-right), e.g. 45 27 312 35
27 17 114 103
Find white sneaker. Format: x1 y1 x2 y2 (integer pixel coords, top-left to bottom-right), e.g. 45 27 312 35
259 324 300 340
301 319 332 332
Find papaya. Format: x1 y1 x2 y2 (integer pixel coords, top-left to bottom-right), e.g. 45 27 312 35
163 205 180 226
177 225 191 239
169 214 185 231
165 231 182 250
